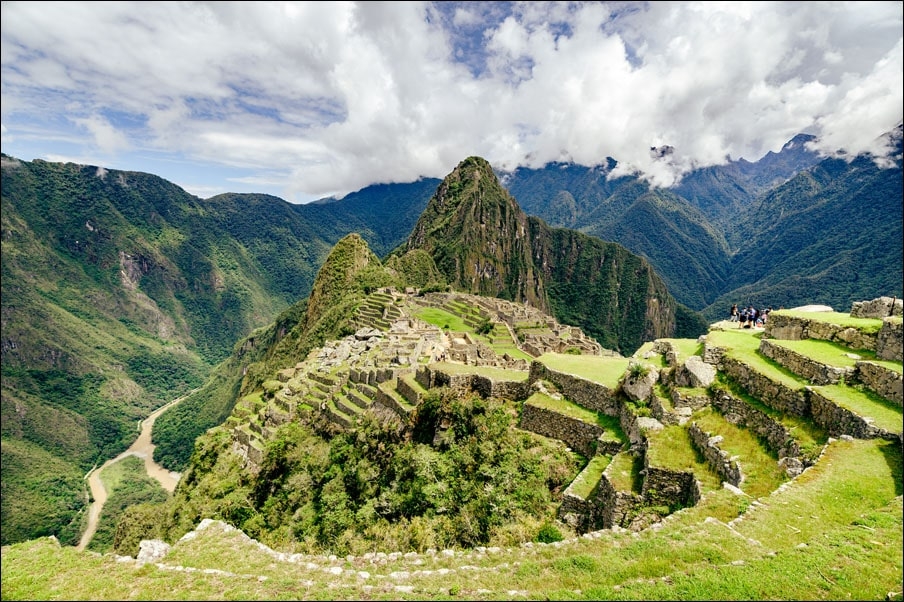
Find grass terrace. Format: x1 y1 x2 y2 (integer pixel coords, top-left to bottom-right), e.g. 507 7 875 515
569 455 612 499
811 383 904 434
714 375 828 462
632 342 668 368
525 392 626 443
707 330 810 390
429 361 529 381
767 338 884 366
692 407 788 499
645 424 722 492
660 338 704 359
607 451 642 493
414 306 470 332
536 352 631 388
771 309 885 334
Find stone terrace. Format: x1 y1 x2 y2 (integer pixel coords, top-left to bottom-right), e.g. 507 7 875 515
228 295 902 536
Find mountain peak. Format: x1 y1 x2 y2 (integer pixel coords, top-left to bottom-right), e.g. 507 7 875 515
404 156 545 309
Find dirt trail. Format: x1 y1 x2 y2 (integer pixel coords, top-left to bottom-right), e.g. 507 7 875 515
76 393 190 551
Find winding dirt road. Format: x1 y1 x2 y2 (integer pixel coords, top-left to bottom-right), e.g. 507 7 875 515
76 393 189 551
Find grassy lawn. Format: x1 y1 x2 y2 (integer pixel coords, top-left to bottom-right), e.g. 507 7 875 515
812 383 903 434
569 455 611 499
414 307 470 332
536 353 631 388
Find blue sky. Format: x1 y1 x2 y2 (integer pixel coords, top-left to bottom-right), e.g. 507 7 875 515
2 1 902 203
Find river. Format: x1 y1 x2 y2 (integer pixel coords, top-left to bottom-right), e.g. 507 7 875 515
76 393 190 551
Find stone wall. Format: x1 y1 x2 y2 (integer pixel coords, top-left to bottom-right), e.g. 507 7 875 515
855 361 903 407
711 390 802 462
528 361 621 415
703 342 726 366
721 357 810 417
758 339 854 385
765 314 877 351
808 387 899 441
415 365 531 401
519 403 603 458
687 423 743 486
877 318 903 362
591 474 644 530
641 460 701 510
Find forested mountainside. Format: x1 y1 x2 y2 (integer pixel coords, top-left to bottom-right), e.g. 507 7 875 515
0 155 434 546
402 156 704 352
500 126 903 315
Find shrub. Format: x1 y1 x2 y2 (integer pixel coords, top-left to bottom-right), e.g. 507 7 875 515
535 521 564 543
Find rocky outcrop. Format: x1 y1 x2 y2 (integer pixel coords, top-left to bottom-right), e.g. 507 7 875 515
674 355 717 388
850 296 902 318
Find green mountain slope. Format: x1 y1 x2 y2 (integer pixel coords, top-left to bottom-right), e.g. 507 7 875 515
0 155 432 546
703 147 904 320
403 157 706 354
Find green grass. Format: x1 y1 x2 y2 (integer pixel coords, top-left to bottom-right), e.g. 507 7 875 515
430 361 529 381
692 407 788 499
645 425 722 492
812 383 903 434
569 455 611 499
766 338 880 367
713 375 828 462
660 338 704 359
606 451 641 493
414 306 471 332
536 353 631 388
525 392 612 431
706 330 810 390
772 310 885 334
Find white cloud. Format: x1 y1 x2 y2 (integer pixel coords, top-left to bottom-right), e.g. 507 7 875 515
1 1 901 201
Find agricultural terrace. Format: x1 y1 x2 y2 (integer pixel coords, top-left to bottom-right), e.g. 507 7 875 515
536 352 631 388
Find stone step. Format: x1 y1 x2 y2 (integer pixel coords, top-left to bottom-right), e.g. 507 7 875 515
345 387 372 409
334 393 363 417
397 373 428 406
324 400 354 429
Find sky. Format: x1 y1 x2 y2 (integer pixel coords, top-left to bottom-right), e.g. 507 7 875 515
2 1 902 203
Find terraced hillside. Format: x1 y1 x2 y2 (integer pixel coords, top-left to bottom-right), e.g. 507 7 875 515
3 296 901 600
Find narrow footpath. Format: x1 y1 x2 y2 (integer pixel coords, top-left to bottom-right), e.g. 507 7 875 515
76 392 191 551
